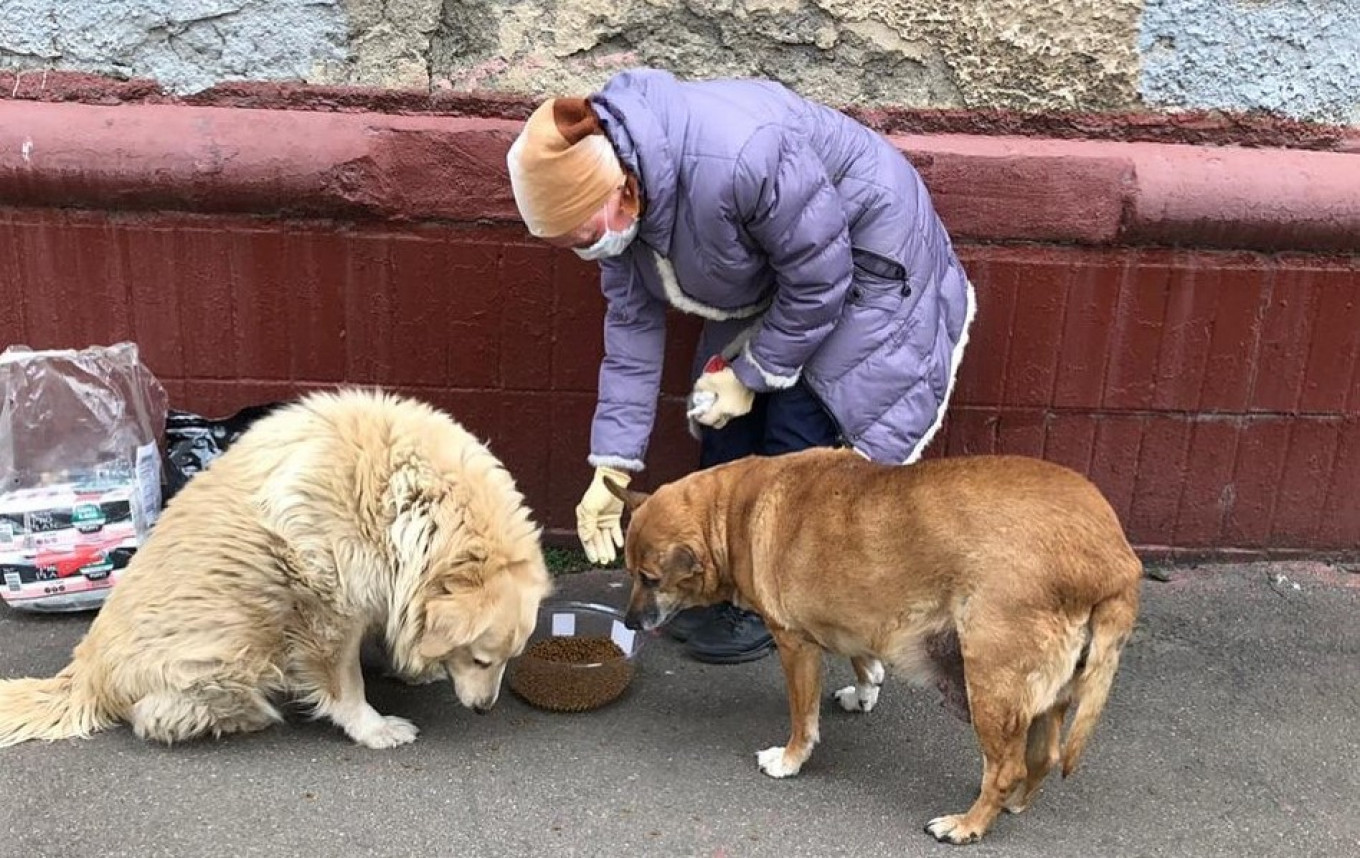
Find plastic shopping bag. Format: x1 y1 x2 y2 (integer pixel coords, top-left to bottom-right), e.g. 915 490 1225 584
0 343 168 612
162 402 284 503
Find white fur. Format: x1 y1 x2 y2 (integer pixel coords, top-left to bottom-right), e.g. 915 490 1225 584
756 712 818 777
588 453 645 472
654 252 771 321
0 389 553 749
864 658 886 685
757 746 802 777
905 279 977 464
926 814 976 844
1024 622 1088 715
307 625 420 749
739 339 801 389
330 706 419 749
835 658 886 712
655 255 795 390
835 683 881 713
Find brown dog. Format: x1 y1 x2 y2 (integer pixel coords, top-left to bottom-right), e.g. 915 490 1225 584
610 448 1141 844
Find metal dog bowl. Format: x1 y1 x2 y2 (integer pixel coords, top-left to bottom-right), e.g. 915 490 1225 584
506 600 645 713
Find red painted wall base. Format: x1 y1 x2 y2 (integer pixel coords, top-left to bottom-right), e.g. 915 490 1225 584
2 93 1357 555
3 208 1356 554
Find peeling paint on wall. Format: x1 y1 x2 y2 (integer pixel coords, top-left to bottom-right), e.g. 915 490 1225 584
418 0 1142 112
1 0 1357 124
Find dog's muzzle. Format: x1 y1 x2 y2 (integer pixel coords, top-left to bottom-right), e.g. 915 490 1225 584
624 604 657 632
445 665 495 714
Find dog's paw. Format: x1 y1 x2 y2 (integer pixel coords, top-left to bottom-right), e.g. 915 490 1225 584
350 714 420 749
925 814 982 845
833 684 880 713
1003 784 1034 815
756 745 803 778
864 659 886 685
833 685 859 711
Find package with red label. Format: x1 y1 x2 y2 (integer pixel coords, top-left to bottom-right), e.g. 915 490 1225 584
0 343 168 612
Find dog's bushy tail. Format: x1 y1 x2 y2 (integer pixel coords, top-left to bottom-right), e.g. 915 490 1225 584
0 663 112 748
1061 589 1138 777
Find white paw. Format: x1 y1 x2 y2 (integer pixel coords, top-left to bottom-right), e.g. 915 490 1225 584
834 685 861 711
756 745 802 778
349 714 419 749
865 659 886 685
834 683 880 713
925 813 980 845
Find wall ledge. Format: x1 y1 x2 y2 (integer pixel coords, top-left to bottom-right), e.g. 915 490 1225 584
1 98 1356 252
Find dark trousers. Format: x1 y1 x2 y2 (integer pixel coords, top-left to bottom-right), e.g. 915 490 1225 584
684 381 839 643
700 381 840 468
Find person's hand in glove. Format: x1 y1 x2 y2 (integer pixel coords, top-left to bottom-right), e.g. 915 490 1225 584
576 465 632 565
690 363 755 429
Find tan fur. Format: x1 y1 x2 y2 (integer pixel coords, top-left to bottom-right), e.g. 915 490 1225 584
614 448 1141 844
0 389 552 749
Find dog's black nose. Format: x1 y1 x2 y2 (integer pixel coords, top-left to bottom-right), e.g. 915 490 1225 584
623 614 643 631
472 705 490 715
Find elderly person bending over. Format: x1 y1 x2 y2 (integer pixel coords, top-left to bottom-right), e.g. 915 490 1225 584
506 68 975 664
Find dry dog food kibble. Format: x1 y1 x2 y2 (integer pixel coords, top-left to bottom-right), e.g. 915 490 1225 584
526 637 623 663
507 636 634 712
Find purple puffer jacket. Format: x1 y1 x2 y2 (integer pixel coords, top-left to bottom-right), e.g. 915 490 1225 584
585 69 975 470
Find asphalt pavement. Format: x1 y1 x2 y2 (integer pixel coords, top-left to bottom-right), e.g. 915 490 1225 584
1 561 1356 858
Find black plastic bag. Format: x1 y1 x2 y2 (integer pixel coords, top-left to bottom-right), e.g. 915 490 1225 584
162 403 286 502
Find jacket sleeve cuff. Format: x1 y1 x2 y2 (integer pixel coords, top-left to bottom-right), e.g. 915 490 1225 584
731 339 801 393
587 454 645 472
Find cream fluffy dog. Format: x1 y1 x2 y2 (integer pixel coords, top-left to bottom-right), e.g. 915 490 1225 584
0 389 551 749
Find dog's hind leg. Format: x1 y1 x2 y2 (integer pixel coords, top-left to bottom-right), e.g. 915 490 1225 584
130 684 281 745
1005 699 1069 814
833 656 885 713
296 623 418 749
925 621 1047 846
925 684 1030 845
757 629 824 778
925 605 1089 843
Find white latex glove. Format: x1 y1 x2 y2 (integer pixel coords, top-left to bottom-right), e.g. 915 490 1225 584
691 366 755 430
576 465 631 565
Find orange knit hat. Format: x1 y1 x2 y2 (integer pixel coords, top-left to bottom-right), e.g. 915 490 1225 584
506 98 624 239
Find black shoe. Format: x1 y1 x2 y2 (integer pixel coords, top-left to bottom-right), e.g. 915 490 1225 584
683 603 775 664
662 605 715 643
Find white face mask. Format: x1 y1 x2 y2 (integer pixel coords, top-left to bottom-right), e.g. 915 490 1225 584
573 218 639 261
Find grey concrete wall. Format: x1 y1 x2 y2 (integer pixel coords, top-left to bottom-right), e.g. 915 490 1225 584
422 0 1143 112
1 0 1356 125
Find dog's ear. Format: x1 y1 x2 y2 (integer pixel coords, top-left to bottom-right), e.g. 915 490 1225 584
419 590 491 660
420 535 493 589
447 542 490 584
604 477 651 513
662 544 703 579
